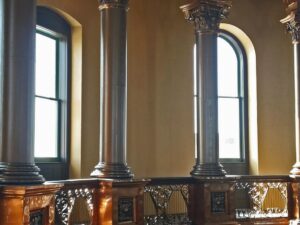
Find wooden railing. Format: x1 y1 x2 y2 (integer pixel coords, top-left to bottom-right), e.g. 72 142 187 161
143 176 295 225
231 176 291 221
144 177 193 225
52 179 99 225
28 175 300 225
46 178 147 225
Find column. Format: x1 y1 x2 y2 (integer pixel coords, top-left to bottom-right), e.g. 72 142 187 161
91 0 133 179
282 0 300 176
0 0 44 184
180 0 232 176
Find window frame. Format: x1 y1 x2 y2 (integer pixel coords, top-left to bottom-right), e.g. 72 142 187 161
35 6 71 180
217 30 249 174
35 29 61 162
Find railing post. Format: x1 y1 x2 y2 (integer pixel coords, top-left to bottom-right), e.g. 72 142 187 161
89 1 149 225
91 0 133 179
180 0 231 177
0 0 44 184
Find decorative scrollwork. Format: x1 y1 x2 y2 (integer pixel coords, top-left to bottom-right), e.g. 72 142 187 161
98 0 129 10
234 182 288 219
55 188 95 225
145 185 173 215
145 184 190 215
144 214 192 225
180 0 232 33
144 184 191 225
281 0 300 43
248 182 269 212
180 185 189 206
23 195 55 224
285 19 300 43
234 182 251 190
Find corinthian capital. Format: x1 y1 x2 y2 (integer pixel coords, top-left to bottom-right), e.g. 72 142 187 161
281 0 300 43
180 0 232 33
98 0 129 10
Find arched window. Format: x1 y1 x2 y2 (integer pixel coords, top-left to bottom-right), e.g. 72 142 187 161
217 31 248 174
34 6 71 180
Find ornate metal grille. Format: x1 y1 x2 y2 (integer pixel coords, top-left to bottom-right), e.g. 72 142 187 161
144 179 192 225
234 181 288 219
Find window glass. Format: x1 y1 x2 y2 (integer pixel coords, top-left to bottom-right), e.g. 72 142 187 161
35 33 57 98
34 32 59 159
218 37 238 97
218 98 240 159
34 97 58 158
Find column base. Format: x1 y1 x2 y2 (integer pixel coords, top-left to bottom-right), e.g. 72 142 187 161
190 162 226 177
0 163 45 184
290 162 300 176
0 162 6 173
90 162 134 179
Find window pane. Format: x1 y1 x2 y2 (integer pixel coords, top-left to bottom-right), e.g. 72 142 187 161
218 37 238 97
34 97 58 158
218 98 241 159
35 33 57 98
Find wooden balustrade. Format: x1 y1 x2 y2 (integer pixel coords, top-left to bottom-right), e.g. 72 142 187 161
51 179 99 225
143 177 193 225
0 178 148 225
143 176 299 225
3 175 300 225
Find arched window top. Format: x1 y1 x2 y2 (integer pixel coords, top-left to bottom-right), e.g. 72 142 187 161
218 35 239 97
219 24 258 175
37 6 71 37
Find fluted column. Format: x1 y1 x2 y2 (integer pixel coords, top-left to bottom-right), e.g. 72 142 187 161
91 0 133 179
282 0 300 176
180 0 231 177
0 0 44 184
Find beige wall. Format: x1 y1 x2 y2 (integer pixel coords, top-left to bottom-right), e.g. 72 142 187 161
37 0 296 178
226 0 295 174
127 0 195 177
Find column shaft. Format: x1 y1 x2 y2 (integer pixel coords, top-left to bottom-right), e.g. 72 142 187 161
91 0 133 179
196 32 219 164
192 31 226 176
181 0 231 177
0 0 44 184
281 0 300 175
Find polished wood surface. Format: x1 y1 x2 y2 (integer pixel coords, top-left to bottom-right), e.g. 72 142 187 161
99 179 148 225
0 183 62 225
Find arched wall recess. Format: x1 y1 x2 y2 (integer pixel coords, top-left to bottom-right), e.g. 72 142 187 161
220 23 258 175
